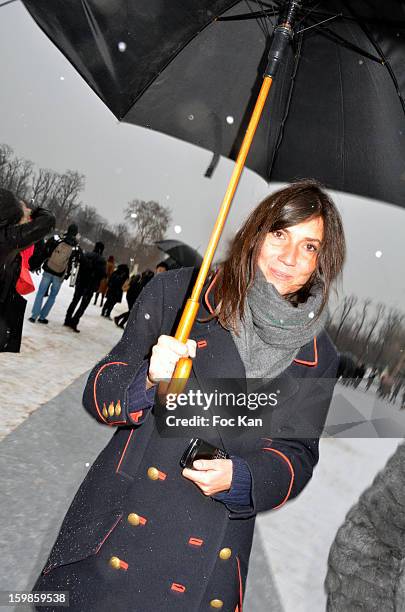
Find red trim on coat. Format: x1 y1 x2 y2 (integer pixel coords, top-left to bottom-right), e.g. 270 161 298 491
293 337 318 367
262 446 295 509
129 410 143 423
236 555 243 612
93 361 128 424
197 339 207 349
116 429 134 474
204 272 218 314
188 537 203 546
95 514 122 554
171 583 186 593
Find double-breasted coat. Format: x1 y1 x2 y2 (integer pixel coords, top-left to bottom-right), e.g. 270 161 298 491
35 267 339 611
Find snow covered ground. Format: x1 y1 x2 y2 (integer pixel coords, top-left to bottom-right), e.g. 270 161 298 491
0 276 125 440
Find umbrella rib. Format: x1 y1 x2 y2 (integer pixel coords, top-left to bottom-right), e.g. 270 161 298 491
0 0 17 6
313 24 383 64
121 0 244 119
341 1 405 116
268 32 303 178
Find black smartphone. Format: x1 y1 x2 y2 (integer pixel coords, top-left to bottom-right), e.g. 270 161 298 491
180 437 229 469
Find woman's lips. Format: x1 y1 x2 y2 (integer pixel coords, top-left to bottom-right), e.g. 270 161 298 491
269 267 294 280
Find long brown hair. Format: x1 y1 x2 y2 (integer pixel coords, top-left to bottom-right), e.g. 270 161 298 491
213 180 346 330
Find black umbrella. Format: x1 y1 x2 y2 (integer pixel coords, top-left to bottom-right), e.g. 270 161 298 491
20 0 405 207
155 240 203 269
17 0 405 390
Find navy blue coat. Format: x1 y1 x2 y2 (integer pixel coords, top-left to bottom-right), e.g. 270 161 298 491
34 268 338 611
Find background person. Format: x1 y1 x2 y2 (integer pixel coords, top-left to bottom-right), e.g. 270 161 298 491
0 188 55 352
155 260 169 274
94 254 115 306
101 263 129 319
34 180 346 611
64 241 106 333
114 269 154 329
29 223 80 324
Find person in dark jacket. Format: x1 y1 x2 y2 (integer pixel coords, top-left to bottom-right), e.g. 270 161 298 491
34 180 345 611
0 188 55 352
101 263 130 319
64 241 107 333
29 223 80 324
114 269 154 329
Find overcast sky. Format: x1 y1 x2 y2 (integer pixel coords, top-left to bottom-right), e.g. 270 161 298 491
0 2 404 310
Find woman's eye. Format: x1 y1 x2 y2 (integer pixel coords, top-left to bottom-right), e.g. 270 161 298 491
306 243 317 252
272 230 283 238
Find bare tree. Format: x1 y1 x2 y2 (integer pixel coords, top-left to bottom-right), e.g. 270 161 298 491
352 298 372 343
30 168 60 207
374 308 405 366
54 170 85 226
360 303 385 359
125 199 171 245
0 144 13 184
333 295 358 343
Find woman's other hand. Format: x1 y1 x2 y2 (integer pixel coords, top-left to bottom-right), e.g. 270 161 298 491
182 459 233 496
147 335 196 388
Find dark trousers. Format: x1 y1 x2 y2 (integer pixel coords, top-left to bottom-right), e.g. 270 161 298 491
65 287 93 325
115 311 130 327
101 296 117 317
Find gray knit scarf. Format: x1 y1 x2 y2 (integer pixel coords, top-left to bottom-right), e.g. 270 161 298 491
231 268 327 379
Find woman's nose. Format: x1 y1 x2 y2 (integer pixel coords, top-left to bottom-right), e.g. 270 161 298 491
278 244 298 266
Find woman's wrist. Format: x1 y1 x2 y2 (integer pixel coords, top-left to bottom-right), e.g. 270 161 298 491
146 371 157 390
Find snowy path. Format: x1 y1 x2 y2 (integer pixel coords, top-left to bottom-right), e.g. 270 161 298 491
0 277 125 440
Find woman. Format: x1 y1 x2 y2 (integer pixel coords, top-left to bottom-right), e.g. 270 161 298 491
34 180 345 611
94 254 115 306
0 188 55 351
114 270 154 329
101 263 130 318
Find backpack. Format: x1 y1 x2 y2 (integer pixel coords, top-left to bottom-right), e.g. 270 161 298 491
46 241 73 274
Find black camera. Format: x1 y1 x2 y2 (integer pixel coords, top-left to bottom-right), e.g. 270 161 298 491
180 437 229 469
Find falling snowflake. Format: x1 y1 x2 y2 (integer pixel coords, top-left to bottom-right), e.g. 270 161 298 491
118 41 127 52
174 225 182 234
85 462 90 467
308 311 315 319
226 115 234 124
375 250 382 258
144 313 150 320
188 114 194 120
280 319 284 324
60 76 65 81
358 60 364 65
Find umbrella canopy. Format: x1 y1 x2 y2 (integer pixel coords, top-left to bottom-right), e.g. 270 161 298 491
20 0 405 207
155 239 203 269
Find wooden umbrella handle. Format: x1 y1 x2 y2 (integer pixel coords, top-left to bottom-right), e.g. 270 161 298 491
159 77 273 398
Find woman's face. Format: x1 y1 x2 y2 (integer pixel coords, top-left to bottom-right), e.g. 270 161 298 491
257 215 324 295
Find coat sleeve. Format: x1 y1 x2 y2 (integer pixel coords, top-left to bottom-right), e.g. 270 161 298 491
82 274 164 427
1 208 55 251
229 359 338 519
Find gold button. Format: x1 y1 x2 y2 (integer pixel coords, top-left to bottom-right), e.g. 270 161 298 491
109 556 121 570
115 401 122 416
147 467 159 480
127 513 140 526
102 405 108 418
108 402 115 417
210 600 223 609
219 547 232 560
